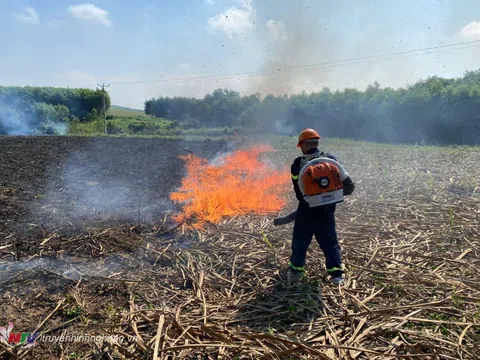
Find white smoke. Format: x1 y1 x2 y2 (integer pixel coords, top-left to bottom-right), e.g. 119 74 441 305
0 256 140 284
0 98 36 135
274 120 294 136
35 139 176 228
0 97 69 136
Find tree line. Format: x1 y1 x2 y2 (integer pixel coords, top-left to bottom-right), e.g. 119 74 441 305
0 86 110 135
145 70 480 145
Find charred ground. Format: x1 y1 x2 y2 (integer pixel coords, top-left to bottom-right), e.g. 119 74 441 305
1 136 229 256
0 136 479 359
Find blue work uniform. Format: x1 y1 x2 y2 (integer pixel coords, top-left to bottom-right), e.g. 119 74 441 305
289 148 354 277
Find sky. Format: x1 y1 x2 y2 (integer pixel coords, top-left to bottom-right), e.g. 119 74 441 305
1 0 480 108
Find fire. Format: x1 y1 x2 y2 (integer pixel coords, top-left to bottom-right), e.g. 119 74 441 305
170 145 291 226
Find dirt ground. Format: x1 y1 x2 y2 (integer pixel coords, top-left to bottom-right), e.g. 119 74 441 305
1 136 229 254
0 136 229 358
0 136 479 359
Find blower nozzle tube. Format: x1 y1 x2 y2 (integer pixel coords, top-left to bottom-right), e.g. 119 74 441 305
273 211 297 226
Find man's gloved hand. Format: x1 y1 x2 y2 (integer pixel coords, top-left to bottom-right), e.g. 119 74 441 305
342 176 355 196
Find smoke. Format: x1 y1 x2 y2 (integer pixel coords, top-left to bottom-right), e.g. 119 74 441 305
0 257 125 283
243 0 430 142
47 122 68 135
0 253 154 288
0 96 68 136
274 120 295 136
209 151 233 166
0 97 37 135
34 139 172 228
34 139 231 229
243 0 338 133
258 12 313 95
208 138 245 165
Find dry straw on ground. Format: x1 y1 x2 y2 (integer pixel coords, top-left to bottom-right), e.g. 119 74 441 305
0 138 479 359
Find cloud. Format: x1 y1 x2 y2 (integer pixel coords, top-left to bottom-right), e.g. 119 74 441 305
206 0 214 4
12 7 39 24
68 4 112 27
266 19 288 42
460 21 480 39
207 0 254 38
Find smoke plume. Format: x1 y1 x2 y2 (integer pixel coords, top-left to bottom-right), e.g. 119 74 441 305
0 97 37 135
0 96 68 135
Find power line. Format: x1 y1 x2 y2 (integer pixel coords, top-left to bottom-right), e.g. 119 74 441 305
92 39 480 86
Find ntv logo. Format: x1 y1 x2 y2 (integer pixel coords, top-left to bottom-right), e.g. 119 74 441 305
0 322 38 349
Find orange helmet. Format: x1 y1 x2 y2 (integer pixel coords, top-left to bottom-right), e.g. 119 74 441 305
297 128 320 147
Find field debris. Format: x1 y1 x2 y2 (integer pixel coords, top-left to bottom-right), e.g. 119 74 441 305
0 136 479 359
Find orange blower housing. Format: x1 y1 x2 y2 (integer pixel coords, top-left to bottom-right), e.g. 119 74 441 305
298 157 348 207
302 162 343 195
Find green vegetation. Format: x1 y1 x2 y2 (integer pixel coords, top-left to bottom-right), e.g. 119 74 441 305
71 112 246 137
105 304 119 318
64 305 85 320
0 86 110 135
68 101 248 137
107 116 176 135
145 70 480 145
3 69 480 144
68 118 105 135
266 326 277 334
108 105 146 117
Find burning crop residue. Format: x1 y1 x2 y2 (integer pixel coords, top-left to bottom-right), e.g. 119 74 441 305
170 145 290 226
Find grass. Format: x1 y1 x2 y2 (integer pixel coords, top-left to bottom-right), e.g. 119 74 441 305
106 116 174 135
108 105 146 117
68 118 105 135
67 112 248 138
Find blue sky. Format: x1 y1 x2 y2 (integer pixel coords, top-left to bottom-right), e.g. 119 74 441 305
1 0 480 108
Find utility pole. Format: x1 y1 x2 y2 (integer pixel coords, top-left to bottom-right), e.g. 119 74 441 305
97 83 110 135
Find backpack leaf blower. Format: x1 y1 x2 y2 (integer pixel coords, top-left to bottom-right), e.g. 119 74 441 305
273 157 353 226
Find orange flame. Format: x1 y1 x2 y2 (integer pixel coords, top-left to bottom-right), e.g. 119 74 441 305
170 145 290 227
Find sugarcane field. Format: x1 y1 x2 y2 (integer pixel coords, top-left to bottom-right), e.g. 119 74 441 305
3 1 480 359
0 135 478 359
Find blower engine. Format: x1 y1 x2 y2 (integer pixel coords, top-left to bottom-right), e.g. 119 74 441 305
298 157 349 207
273 157 350 226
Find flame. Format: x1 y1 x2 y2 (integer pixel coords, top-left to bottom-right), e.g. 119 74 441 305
170 145 290 227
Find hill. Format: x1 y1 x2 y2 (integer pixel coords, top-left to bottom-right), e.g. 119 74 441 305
108 105 146 117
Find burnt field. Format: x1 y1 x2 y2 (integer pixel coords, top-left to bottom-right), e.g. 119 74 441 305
0 136 479 359
0 136 229 246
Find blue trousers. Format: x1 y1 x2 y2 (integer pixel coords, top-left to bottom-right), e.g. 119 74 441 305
289 205 343 277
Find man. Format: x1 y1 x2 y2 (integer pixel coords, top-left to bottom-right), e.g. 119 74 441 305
288 128 355 286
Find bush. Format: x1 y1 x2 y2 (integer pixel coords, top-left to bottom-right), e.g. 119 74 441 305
180 114 202 129
0 85 110 121
166 121 179 130
86 109 98 122
68 118 104 135
106 121 125 135
128 122 146 133
67 114 248 138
